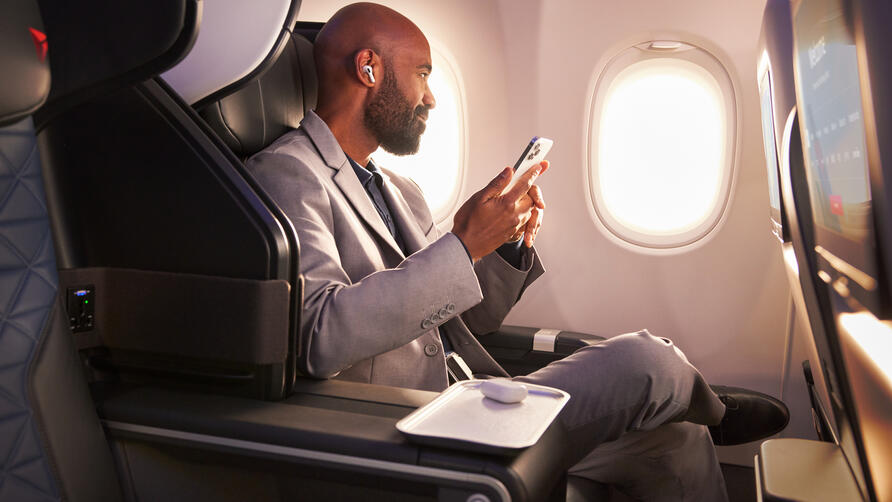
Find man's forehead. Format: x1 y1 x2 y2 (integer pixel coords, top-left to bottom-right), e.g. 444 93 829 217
390 39 432 68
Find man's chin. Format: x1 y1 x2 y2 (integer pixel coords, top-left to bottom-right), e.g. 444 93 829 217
381 135 422 156
378 123 425 156
381 143 421 156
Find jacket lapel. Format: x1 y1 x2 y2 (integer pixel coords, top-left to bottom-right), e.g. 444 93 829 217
378 172 428 255
301 112 403 258
332 168 404 257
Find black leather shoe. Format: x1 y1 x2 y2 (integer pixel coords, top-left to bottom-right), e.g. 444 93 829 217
708 385 790 446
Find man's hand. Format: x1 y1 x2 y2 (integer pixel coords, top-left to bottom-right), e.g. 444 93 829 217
508 183 546 247
453 161 549 261
524 184 545 247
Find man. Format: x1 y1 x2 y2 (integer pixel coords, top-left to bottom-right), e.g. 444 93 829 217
247 3 786 500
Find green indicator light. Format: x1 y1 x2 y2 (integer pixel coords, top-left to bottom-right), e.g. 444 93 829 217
84 300 89 304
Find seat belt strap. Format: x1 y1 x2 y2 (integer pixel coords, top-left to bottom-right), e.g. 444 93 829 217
445 351 474 384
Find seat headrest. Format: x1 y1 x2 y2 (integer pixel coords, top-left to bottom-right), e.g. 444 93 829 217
162 0 301 105
0 0 50 126
197 31 317 160
35 0 200 118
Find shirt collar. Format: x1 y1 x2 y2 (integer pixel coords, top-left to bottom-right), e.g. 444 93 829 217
346 154 382 188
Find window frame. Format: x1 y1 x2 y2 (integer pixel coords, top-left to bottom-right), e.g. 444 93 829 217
585 41 738 249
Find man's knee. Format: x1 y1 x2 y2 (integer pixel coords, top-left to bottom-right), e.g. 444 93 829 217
522 329 696 405
601 330 690 377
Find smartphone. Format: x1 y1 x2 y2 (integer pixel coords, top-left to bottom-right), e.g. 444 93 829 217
505 136 553 193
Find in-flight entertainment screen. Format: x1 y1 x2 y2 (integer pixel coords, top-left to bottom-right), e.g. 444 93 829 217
759 69 783 241
794 0 877 290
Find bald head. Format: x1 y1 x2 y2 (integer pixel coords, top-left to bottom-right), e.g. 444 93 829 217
314 3 428 101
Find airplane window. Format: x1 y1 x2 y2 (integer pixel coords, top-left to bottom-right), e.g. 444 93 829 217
588 44 736 248
373 46 465 223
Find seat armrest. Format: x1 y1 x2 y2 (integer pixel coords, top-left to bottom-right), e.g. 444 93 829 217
479 325 605 376
289 376 438 409
96 381 570 501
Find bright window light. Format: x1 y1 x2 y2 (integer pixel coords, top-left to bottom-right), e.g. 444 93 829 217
373 47 464 222
590 52 734 247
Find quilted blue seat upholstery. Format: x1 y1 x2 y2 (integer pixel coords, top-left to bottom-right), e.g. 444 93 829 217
0 1 122 500
0 117 61 501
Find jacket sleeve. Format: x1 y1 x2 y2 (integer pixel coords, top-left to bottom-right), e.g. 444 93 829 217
460 246 546 335
248 151 485 379
386 169 547 336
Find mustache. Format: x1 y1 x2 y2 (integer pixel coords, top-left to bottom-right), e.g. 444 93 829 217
414 105 431 120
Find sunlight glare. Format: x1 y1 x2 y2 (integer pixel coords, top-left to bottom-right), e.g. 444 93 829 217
839 312 892 388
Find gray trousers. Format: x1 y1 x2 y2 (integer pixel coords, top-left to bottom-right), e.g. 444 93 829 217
515 330 730 502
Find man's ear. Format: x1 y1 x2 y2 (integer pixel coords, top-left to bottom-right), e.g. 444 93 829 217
354 49 379 88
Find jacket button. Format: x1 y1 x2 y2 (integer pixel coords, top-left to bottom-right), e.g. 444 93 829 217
446 303 456 314
424 344 439 356
421 319 433 329
438 307 449 318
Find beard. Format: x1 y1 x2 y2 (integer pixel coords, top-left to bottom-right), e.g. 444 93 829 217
364 67 430 156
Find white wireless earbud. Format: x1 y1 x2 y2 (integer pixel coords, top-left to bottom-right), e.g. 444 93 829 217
362 65 376 83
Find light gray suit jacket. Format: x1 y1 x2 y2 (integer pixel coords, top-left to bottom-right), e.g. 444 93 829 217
247 111 545 391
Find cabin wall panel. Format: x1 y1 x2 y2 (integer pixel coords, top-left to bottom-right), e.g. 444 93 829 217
499 0 793 462
498 0 788 390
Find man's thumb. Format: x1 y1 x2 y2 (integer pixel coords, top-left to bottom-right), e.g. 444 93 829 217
483 167 513 197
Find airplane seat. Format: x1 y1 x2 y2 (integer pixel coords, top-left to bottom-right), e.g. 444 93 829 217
753 1 859 498
34 0 300 401
757 0 840 447
754 0 892 500
0 1 123 500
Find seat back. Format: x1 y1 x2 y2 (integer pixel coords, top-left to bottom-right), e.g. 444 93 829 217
758 0 848 444
35 0 301 400
758 0 879 497
195 27 318 161
0 2 122 500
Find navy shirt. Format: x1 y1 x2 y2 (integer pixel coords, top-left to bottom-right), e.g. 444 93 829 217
347 156 407 253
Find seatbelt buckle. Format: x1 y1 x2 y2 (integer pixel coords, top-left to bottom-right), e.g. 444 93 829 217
445 351 474 384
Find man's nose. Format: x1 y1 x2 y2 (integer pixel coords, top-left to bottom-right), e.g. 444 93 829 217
423 85 436 110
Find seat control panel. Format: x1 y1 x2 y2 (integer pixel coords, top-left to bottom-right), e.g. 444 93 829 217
66 285 95 332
